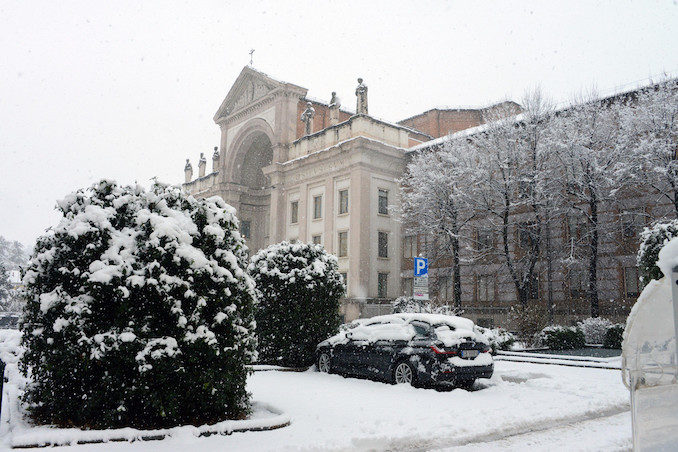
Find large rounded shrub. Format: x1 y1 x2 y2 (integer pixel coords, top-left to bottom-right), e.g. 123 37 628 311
538 325 585 350
638 219 678 286
19 180 257 429
249 241 344 367
603 324 624 349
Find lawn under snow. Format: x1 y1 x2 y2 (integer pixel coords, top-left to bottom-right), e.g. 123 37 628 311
18 360 629 451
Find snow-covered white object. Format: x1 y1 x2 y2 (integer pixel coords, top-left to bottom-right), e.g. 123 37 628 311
622 238 678 389
623 236 678 452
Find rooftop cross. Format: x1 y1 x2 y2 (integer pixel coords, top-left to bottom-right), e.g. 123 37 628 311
249 49 255 66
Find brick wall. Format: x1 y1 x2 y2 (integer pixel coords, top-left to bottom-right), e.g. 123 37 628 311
295 99 352 139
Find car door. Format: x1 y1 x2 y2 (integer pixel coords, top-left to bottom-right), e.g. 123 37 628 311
346 338 371 376
331 342 350 372
371 340 398 377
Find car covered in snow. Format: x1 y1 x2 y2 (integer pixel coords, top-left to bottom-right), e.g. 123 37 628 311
316 313 493 387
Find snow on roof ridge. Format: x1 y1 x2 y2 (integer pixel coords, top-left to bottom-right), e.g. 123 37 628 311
398 101 521 123
408 112 527 152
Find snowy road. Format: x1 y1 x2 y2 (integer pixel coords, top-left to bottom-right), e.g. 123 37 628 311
56 361 630 451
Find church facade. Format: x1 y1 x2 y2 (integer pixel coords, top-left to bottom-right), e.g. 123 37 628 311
182 66 505 321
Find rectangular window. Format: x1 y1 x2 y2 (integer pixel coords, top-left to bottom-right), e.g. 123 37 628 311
338 231 348 257
378 189 389 215
402 236 416 258
378 231 388 258
340 272 347 286
567 216 587 243
477 318 494 328
517 222 537 250
378 272 388 298
290 201 299 224
624 267 640 298
339 189 349 215
402 277 413 296
527 273 539 300
241 220 251 239
313 195 322 220
476 228 493 251
438 276 453 301
569 269 586 299
312 234 322 245
476 275 494 302
621 210 645 241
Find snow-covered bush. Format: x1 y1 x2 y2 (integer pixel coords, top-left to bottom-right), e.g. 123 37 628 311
249 242 344 367
577 317 612 345
476 327 515 353
538 325 585 350
508 304 549 342
392 296 461 316
603 323 624 349
0 264 11 309
19 180 257 429
637 219 678 286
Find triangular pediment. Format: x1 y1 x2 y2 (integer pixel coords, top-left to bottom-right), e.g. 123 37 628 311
214 67 305 122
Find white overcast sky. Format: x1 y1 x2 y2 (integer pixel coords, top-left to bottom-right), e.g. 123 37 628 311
1 0 677 246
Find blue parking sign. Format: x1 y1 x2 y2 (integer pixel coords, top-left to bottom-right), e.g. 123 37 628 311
414 257 428 276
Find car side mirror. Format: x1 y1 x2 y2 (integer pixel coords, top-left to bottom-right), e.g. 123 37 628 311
346 331 353 339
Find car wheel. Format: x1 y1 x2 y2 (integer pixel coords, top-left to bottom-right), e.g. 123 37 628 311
317 351 332 373
393 361 416 385
457 378 475 389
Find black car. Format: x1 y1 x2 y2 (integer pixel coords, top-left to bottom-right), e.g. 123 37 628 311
316 313 493 387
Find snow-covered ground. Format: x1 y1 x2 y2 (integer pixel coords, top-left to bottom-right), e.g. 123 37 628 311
0 328 631 450
26 361 628 451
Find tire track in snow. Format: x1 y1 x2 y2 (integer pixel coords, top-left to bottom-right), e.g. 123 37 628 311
345 403 630 452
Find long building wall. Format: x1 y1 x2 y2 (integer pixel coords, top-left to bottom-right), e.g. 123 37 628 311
399 191 672 328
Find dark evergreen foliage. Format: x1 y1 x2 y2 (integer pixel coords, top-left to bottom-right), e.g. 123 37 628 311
637 220 678 286
249 242 344 367
539 325 585 350
603 324 624 349
19 180 257 429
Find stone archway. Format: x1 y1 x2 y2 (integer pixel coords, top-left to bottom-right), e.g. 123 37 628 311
225 119 275 253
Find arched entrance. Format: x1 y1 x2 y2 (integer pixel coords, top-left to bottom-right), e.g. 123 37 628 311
228 126 273 253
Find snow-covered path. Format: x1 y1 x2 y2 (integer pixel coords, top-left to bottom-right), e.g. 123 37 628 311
56 361 630 451
440 411 631 451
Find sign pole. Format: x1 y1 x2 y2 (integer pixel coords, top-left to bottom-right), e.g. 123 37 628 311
413 257 429 301
671 265 678 376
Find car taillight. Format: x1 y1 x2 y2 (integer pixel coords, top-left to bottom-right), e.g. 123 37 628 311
430 345 457 355
481 344 490 353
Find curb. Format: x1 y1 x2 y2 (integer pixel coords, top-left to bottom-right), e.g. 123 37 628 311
11 404 290 449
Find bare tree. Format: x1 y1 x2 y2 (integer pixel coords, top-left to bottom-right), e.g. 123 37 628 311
465 91 558 308
620 78 678 217
401 140 476 307
553 93 626 318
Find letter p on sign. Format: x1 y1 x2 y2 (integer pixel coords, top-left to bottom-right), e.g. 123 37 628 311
414 257 428 277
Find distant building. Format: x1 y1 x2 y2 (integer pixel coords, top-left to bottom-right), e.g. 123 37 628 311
182 66 508 321
403 80 677 328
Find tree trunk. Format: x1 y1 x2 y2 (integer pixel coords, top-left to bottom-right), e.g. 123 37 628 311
588 190 600 318
545 214 555 324
452 235 461 307
501 197 526 307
